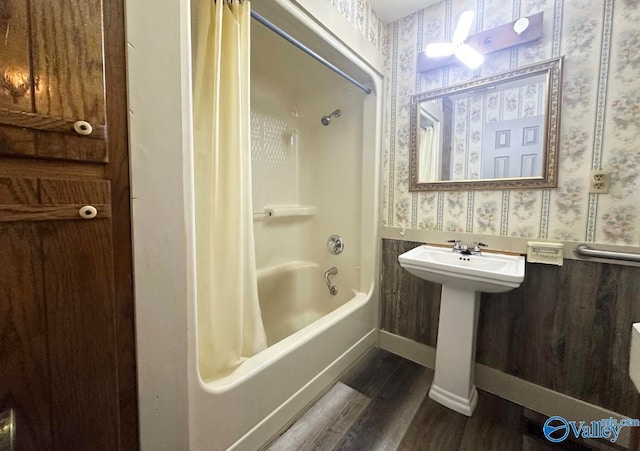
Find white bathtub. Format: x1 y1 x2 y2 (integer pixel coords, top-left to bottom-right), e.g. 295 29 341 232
193 288 376 450
185 0 383 446
128 0 383 448
258 262 354 346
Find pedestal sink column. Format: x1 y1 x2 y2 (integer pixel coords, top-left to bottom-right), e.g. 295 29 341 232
428 285 480 416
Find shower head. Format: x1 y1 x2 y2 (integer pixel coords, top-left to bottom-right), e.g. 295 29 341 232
321 109 341 126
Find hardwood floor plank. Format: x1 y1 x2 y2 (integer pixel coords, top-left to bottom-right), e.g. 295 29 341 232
399 395 468 451
340 347 404 398
268 383 370 451
271 349 630 450
336 358 432 450
305 390 371 450
522 435 556 450
458 391 524 450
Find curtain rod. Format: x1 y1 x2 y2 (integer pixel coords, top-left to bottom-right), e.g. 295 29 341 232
250 11 372 95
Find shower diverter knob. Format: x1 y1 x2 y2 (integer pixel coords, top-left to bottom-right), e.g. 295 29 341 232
327 235 344 254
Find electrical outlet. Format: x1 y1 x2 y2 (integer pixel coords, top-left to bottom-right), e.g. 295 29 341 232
588 170 610 193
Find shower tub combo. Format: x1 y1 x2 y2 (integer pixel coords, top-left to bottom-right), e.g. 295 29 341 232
188 2 383 449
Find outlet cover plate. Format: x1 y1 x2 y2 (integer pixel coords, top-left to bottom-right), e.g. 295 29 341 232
589 170 610 193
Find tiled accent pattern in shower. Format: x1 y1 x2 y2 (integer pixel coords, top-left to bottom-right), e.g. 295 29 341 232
250 111 299 209
382 0 640 246
380 238 640 417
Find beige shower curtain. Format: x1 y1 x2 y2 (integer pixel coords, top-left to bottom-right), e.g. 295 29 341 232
193 0 267 379
419 126 439 182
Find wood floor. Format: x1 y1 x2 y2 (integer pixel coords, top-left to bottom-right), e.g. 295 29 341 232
266 348 626 451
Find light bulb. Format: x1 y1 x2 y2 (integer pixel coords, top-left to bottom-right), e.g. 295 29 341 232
513 17 530 35
455 44 484 69
453 11 475 44
424 42 455 58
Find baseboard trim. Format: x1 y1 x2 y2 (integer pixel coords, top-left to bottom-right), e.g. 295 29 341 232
378 330 631 448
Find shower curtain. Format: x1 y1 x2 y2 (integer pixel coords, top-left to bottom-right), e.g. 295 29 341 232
193 0 267 378
419 126 440 181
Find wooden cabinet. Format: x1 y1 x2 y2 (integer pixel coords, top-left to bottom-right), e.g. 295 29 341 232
0 0 136 450
0 0 108 163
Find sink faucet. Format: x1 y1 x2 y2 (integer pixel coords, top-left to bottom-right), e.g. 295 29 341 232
447 240 488 255
447 239 462 251
472 242 488 254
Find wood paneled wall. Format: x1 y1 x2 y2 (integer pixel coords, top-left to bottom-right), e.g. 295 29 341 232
381 239 640 417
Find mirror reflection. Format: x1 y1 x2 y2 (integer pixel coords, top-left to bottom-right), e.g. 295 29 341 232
410 58 562 191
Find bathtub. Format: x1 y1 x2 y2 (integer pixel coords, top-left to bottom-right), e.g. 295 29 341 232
186 0 382 444
193 287 376 450
128 0 383 448
257 262 355 346
186 0 383 447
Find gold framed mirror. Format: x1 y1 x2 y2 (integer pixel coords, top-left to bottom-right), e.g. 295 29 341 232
409 57 563 191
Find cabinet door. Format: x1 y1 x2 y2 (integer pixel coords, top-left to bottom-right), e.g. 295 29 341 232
0 221 51 451
0 0 108 163
0 0 136 449
0 178 122 451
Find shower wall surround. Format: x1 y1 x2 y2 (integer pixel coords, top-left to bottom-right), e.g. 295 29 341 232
383 0 640 246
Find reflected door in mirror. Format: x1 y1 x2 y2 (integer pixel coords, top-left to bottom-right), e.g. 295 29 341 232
482 116 543 178
409 57 562 191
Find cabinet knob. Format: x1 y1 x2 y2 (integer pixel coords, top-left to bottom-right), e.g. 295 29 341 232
79 205 98 219
73 120 93 136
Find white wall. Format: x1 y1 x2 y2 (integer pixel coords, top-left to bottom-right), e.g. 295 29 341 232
125 0 193 449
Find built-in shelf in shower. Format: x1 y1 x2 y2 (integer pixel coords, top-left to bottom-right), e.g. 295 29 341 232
253 204 318 220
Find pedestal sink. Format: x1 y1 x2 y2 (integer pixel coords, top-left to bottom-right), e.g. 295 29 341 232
398 244 525 416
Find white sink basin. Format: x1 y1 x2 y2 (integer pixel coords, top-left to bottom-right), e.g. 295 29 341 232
398 244 526 416
398 245 525 293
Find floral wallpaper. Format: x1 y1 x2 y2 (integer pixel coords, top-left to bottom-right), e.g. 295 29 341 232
325 0 389 55
382 0 640 246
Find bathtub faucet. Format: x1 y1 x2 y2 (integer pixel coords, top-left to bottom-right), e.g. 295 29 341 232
324 267 338 296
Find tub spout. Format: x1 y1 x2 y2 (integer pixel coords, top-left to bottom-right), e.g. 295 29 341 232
324 266 338 296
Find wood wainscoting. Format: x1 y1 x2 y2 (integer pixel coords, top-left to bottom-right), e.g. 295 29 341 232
381 238 640 418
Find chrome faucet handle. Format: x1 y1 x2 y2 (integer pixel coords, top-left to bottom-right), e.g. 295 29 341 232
447 239 462 251
472 242 488 253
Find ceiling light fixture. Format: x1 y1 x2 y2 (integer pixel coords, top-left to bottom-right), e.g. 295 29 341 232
418 12 544 73
424 11 484 69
